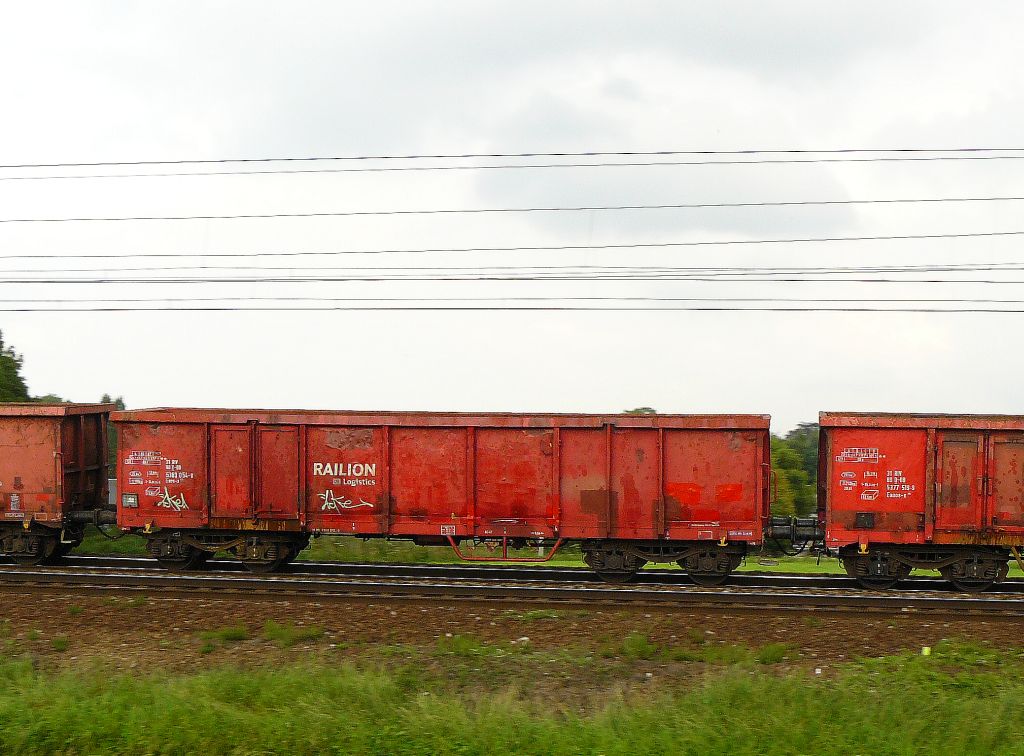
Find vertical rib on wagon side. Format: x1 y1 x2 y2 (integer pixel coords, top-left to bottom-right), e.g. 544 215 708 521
113 409 770 583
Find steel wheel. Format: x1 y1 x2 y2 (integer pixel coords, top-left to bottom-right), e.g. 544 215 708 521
242 557 288 573
687 571 729 587
854 575 898 590
156 546 207 571
940 563 1001 593
41 540 81 564
947 577 995 593
9 535 57 566
593 569 639 584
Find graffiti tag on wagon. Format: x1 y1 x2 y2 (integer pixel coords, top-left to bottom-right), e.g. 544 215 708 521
318 490 374 512
155 488 189 511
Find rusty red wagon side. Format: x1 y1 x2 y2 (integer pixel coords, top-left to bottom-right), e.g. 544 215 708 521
113 408 771 583
0 403 115 563
820 411 1024 590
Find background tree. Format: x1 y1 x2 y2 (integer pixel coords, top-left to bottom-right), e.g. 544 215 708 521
101 394 127 471
770 424 819 517
33 393 65 403
0 331 30 401
623 407 657 414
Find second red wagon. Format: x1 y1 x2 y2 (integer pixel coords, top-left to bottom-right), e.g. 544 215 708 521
820 411 1024 590
114 408 771 582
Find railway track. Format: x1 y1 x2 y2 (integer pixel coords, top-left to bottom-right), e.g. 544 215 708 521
4 559 1024 615
22 555 1024 593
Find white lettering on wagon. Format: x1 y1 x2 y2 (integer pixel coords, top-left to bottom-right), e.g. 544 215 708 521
312 462 377 478
125 450 163 466
312 462 378 488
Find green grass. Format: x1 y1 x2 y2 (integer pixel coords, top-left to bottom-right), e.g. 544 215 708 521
502 608 586 622
755 642 791 665
0 642 1021 754
437 634 499 657
77 526 148 556
261 620 324 648
620 632 660 660
50 637 69 653
601 632 788 667
199 625 250 648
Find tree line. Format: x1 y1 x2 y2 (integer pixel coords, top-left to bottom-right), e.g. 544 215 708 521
1 331 123 408
2 331 125 468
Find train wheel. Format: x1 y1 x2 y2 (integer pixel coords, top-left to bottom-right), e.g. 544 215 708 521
156 546 207 571
242 557 288 574
678 548 739 587
945 576 994 593
854 575 899 590
276 545 300 569
9 534 58 566
843 552 909 590
593 569 640 584
940 559 1006 593
687 571 730 587
41 539 82 564
583 545 646 583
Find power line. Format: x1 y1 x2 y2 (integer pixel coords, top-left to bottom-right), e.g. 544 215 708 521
5 261 1024 276
3 146 1024 170
6 295 1024 305
3 195 1024 224
0 228 1021 260
5 153 1024 182
3 273 1024 285
3 304 1024 313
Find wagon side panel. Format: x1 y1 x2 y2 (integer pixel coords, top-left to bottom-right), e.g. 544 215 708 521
473 428 556 538
388 427 471 537
557 428 609 539
0 416 61 523
663 429 766 543
117 422 209 529
304 425 386 535
823 426 928 548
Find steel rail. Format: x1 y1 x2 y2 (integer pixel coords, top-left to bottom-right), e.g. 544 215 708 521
43 555 1024 594
3 565 1024 615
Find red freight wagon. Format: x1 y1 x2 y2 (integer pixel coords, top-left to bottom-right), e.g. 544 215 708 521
0 403 115 563
113 408 771 583
820 412 1024 590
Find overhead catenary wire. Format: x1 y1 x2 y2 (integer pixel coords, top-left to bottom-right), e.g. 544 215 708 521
0 229 1020 260
4 146 1024 170
5 261 1024 276
5 273 1024 285
2 195 1024 224
6 295 1024 305
6 153 1024 182
5 304 1024 313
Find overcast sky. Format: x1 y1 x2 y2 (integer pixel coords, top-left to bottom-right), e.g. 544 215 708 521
1 1 1023 432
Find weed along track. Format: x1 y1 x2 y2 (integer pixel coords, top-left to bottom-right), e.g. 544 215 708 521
5 564 1024 617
